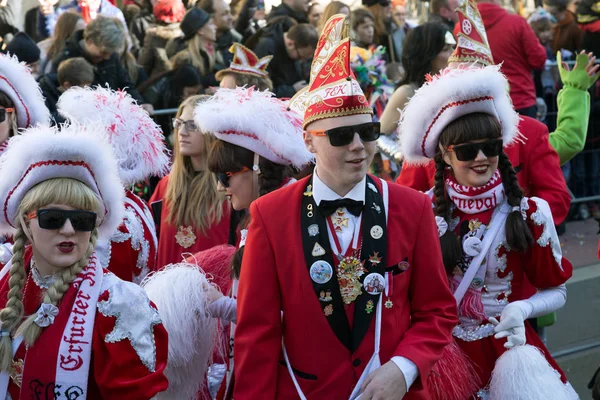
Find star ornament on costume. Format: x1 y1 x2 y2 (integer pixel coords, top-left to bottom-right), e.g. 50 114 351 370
369 252 382 265
98 280 162 372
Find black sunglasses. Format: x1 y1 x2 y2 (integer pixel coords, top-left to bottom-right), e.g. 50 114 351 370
216 166 250 188
27 209 97 232
0 108 14 123
446 139 503 161
307 122 381 147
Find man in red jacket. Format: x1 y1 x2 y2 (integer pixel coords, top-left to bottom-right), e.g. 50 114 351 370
457 0 547 117
234 14 457 400
410 0 570 225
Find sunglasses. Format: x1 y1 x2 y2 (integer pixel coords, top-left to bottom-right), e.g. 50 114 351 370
27 209 97 232
0 108 14 123
445 139 503 161
173 118 199 132
216 166 250 188
307 122 380 147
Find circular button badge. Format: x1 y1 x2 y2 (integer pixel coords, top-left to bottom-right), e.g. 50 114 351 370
364 273 386 295
310 260 333 284
370 225 383 240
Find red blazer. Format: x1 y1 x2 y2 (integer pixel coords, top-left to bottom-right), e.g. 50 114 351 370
234 176 457 399
397 116 571 224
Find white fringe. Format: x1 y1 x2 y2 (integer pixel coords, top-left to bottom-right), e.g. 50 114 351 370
489 345 577 400
142 264 220 400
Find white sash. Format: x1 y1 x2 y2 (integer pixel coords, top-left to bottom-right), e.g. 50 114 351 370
453 202 511 305
283 179 389 400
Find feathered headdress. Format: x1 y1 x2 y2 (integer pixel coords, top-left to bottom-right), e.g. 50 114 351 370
58 86 171 186
193 87 313 168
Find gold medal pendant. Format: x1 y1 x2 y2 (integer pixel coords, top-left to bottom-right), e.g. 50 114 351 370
337 255 366 304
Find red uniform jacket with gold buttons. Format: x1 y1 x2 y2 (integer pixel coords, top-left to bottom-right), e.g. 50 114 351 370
234 176 458 399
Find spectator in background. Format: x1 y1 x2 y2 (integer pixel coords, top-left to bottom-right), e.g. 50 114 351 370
127 0 155 50
4 32 41 77
254 22 318 97
0 0 19 44
50 16 151 110
577 0 600 56
393 4 407 28
364 0 405 63
38 0 129 40
379 22 454 135
38 12 85 76
172 8 222 90
544 0 583 57
199 0 242 66
25 0 59 42
268 0 309 23
474 0 547 118
216 42 273 90
429 0 459 31
351 8 376 49
39 57 95 124
138 0 185 80
317 1 350 32
307 2 324 28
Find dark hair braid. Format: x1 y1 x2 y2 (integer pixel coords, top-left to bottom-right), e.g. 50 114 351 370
498 152 534 252
434 153 463 275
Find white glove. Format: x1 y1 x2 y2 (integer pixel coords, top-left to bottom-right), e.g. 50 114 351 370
489 301 531 349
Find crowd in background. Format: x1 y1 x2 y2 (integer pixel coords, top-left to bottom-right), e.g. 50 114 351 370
0 0 599 226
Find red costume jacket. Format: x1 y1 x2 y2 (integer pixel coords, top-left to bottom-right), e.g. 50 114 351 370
1 248 169 399
234 176 457 399
397 116 571 224
150 175 231 268
105 191 158 283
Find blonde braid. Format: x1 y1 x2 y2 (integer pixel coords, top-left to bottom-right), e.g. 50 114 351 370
17 229 99 346
0 228 27 372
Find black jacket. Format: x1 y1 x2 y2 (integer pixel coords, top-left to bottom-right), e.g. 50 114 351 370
50 30 144 103
38 73 65 126
267 3 308 24
253 22 303 98
216 29 242 67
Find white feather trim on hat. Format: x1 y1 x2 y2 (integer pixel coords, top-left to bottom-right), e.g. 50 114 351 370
0 123 124 240
0 53 50 128
399 65 520 165
57 86 171 186
193 87 314 168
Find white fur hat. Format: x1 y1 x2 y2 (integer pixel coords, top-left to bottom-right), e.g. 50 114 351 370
0 53 50 128
57 86 171 186
399 65 520 165
193 87 313 168
0 124 125 240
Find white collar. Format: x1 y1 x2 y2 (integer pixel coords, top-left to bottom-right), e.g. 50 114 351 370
312 169 366 206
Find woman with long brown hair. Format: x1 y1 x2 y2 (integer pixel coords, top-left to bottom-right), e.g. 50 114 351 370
39 11 85 75
150 94 231 268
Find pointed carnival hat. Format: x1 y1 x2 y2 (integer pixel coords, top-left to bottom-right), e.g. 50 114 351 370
193 87 313 168
448 0 494 66
0 124 124 239
288 14 373 129
215 43 272 81
399 0 519 165
0 53 49 128
57 86 171 186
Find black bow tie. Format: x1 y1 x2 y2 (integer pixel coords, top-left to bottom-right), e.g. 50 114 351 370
319 199 364 217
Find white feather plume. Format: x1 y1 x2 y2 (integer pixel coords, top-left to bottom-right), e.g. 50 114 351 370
399 65 520 165
193 87 314 168
142 263 219 400
0 53 50 128
0 123 124 240
57 86 171 186
489 345 574 400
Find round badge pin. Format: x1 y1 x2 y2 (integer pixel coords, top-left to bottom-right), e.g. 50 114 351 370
310 260 333 285
370 225 383 240
463 236 482 257
363 272 386 295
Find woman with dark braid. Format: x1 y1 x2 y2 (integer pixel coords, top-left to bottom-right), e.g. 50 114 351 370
399 57 576 398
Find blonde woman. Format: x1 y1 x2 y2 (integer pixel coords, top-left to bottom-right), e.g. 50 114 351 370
317 1 350 32
0 124 168 398
150 95 231 268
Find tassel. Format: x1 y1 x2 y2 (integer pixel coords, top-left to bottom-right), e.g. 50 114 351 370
459 287 487 321
428 341 481 400
489 345 574 400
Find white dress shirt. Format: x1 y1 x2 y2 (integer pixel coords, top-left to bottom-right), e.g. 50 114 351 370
311 170 419 390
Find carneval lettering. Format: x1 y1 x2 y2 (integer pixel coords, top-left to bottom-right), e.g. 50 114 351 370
450 193 498 211
59 269 95 371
